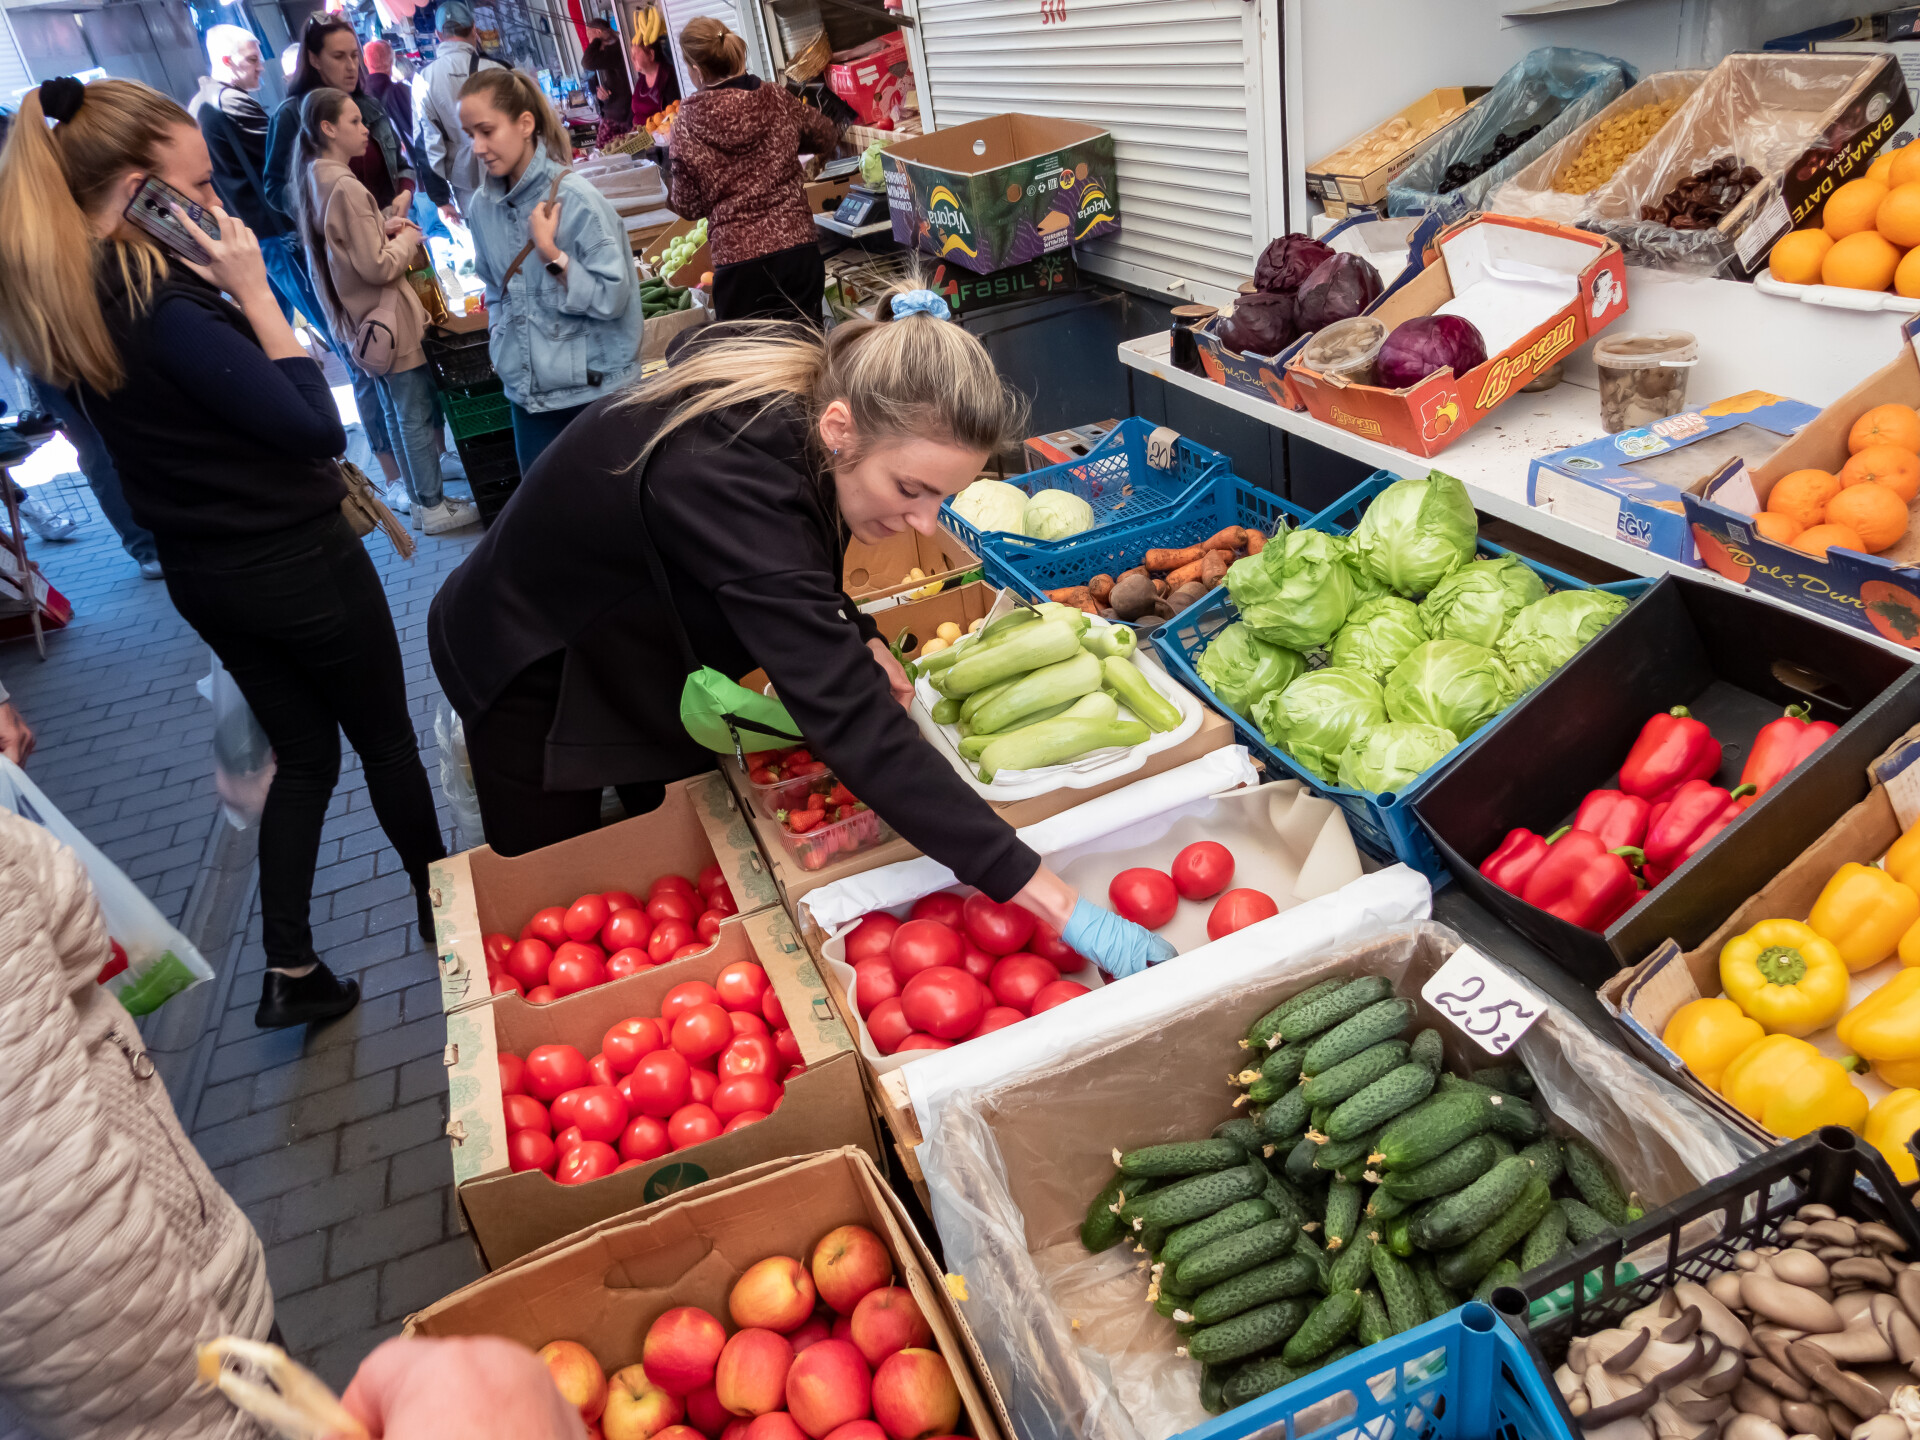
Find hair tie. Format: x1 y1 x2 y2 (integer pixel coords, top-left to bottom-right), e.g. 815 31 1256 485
39 76 86 124
888 289 952 322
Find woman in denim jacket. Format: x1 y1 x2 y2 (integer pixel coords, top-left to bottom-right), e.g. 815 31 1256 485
460 68 643 468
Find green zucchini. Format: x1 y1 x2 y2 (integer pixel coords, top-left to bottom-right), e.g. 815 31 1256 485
1212 1117 1265 1155
1521 1200 1571 1272
1517 1136 1564 1188
1101 655 1182 732
1372 1089 1498 1171
1160 1198 1275 1270
1281 1290 1364 1366
1178 1219 1302 1291
1370 1246 1425 1335
1435 1176 1553 1290
1411 1253 1459 1322
1245 979 1346 1051
1323 1179 1363 1251
1299 1041 1408 1108
930 697 962 725
1260 1087 1313 1142
1564 1138 1633 1225
1182 1297 1314 1365
1473 1258 1522 1305
1118 1139 1248 1178
1561 1198 1612 1244
1327 1063 1437 1140
1276 976 1394 1047
1378 1133 1505 1203
943 618 1083 695
1301 998 1417 1077
1122 1159 1267 1231
1384 1212 1413 1257
1358 1286 1393 1346
1409 1156 1535 1251
1222 1357 1304 1409
1410 1028 1446 1071
1081 1169 1131 1251
1183 1252 1321 1325
1327 1227 1375 1293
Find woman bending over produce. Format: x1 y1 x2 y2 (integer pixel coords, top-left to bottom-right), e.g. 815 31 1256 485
429 290 1176 977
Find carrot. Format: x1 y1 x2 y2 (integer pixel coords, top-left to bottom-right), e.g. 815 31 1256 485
1165 557 1207 587
1200 549 1234 585
1196 526 1247 554
1144 545 1207 572
1048 586 1091 606
1245 530 1267 556
1088 573 1116 603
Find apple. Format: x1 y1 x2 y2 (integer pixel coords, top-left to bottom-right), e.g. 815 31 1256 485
685 1385 731 1438
655 1428 707 1440
743 1415 807 1440
810 1225 893 1315
715 1329 794 1417
831 1315 854 1344
869 1350 958 1440
848 1288 932 1368
602 1364 685 1440
540 1340 609 1424
823 1424 887 1440
720 1421 752 1440
643 1307 729 1395
789 1309 834 1354
784 1338 871 1439
729 1254 817 1332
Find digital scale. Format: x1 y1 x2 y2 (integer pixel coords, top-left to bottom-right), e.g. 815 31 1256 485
832 184 889 229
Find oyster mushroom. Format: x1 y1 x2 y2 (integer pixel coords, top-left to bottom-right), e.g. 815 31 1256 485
1857 1224 1908 1256
1749 1356 1813 1403
1585 1364 1660 1426
1582 1417 1655 1440
1802 1318 1896 1367
1898 1273 1920 1330
1714 1273 1754 1312
1787 1341 1889 1420
1745 1275 1845 1335
1696 1344 1746 1397
1775 1253 1834 1290
1887 1307 1920 1369
1726 1415 1790 1440
1782 1401 1835 1440
1734 1378 1787 1425
1834 1259 1896 1290
1678 1282 1754 1353
1649 1398 1714 1440
1631 1337 1709 1389
1849 1416 1907 1440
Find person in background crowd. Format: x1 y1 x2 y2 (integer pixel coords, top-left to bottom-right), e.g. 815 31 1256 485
293 88 477 534
363 36 453 241
415 1 502 220
667 17 838 325
460 68 639 470
29 378 162 578
0 679 31 763
0 76 451 1028
629 34 677 132
581 16 631 147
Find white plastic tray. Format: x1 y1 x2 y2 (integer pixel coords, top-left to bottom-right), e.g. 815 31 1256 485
1752 270 1920 313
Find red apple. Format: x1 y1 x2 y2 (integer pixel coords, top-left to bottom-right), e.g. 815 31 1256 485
784 1339 872 1439
643 1307 729 1396
823 1424 887 1440
656 1428 706 1440
685 1385 730 1439
743 1415 806 1440
869 1350 959 1440
848 1288 932 1368
789 1310 833 1354
729 1255 817 1333
603 1363 685 1440
715 1329 794 1417
831 1316 853 1343
540 1340 609 1424
810 1225 893 1315
721 1420 753 1440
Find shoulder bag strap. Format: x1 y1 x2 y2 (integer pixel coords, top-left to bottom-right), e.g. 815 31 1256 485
498 173 567 290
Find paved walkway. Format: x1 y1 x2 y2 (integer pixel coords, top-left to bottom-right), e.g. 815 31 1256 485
0 386 491 1396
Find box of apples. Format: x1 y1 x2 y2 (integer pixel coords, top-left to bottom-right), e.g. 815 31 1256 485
430 773 779 1016
406 1146 1013 1440
445 907 884 1267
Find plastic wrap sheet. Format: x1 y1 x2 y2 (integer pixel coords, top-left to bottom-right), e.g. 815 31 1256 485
1490 72 1707 225
434 699 485 853
196 648 274 830
912 920 1763 1440
1388 47 1635 222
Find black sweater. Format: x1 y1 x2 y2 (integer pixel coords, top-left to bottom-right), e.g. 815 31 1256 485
198 84 291 237
428 392 1042 902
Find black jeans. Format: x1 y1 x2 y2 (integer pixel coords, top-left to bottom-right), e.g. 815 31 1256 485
159 512 446 966
712 241 826 328
463 651 666 857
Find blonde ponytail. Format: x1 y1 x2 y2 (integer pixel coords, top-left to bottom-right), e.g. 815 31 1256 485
679 17 745 81
460 68 570 165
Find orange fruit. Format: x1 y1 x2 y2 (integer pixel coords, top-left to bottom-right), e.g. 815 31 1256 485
1839 445 1920 501
1882 184 1920 247
1850 403 1920 454
1894 144 1920 189
1872 152 1900 185
1769 229 1833 285
1795 522 1868 558
1767 468 1843 529
1826 483 1912 552
1754 511 1804 545
1826 178 1891 239
1822 230 1904 290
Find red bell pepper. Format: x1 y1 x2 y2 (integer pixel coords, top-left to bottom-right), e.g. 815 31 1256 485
1619 707 1721 802
1520 830 1643 931
1737 704 1838 807
1570 789 1651 850
1480 827 1557 896
1641 778 1757 875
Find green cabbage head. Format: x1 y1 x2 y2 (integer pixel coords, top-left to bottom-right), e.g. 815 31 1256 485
1023 488 1094 540
1384 639 1513 740
1350 471 1478 596
1196 622 1306 717
1419 555 1548 649
950 478 1027 536
1337 722 1459 795
1224 528 1355 651
1329 597 1428 683
1253 667 1386 782
1496 589 1631 693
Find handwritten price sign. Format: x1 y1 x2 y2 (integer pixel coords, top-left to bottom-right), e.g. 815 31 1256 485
1420 945 1542 1057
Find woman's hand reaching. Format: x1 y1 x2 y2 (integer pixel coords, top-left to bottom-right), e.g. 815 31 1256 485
867 637 914 711
336 1337 585 1439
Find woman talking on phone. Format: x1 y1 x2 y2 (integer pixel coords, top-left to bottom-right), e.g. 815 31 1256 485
429 293 1176 981
0 77 449 1030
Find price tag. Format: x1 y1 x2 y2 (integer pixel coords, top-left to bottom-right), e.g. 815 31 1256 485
1145 426 1180 472
1421 944 1543 1057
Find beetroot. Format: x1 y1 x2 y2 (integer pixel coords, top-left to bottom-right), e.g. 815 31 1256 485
1253 234 1336 296
1376 314 1489 390
1294 253 1385 333
1218 291 1299 357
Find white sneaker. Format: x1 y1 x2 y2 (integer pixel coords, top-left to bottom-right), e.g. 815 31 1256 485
419 498 480 535
382 482 411 515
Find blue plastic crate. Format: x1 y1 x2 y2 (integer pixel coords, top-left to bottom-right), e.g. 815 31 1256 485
941 416 1231 559
1176 1302 1572 1440
1151 473 1652 882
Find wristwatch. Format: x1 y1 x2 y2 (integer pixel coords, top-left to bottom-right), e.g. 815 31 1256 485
544 257 565 277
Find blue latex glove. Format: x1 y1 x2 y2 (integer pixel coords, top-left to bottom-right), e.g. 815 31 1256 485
1061 896 1177 980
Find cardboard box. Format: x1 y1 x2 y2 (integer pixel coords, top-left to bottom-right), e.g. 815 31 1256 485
443 908 883 1268
640 291 710 362
842 527 980 605
805 177 852 213
1025 418 1117 470
1529 391 1820 565
1687 324 1920 648
1287 214 1628 456
641 217 710 287
1306 86 1491 208
827 31 910 127
935 251 1078 318
879 114 1118 276
428 772 776 1016
430 310 489 336
407 1146 1015 1440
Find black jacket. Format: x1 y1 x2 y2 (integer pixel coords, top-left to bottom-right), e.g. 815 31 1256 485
582 39 631 121
428 391 1042 902
198 84 292 237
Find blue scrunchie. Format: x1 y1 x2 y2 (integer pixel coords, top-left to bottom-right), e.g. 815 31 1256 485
890 289 952 322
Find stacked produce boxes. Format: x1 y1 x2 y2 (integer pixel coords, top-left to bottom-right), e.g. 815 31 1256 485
422 317 519 526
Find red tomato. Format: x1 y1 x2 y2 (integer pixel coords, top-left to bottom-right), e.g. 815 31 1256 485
715 960 770 1012
602 890 641 913
668 1104 723 1150
961 893 1037 956
555 1125 585 1153
603 907 653 952
1207 888 1279 940
548 942 608 997
1109 868 1178 929
483 932 514 969
503 1092 549 1134
728 1011 770 1040
556 1140 620 1185
498 1052 527 1095
845 912 901 963
663 980 721 1022
629 1050 692 1119
603 1017 662 1074
616 1070 642 1113
853 959 900 1018
890 919 962 983
565 893 610 943
525 1044 589 1101
671 943 709 961
651 873 698 899
526 907 568 945
909 892 966 929
504 938 553 991
647 891 697 925
773 1026 802 1067
867 998 913 1054
508 1128 557 1174
901 967 987 1039
588 1053 617 1088
696 864 726 895
572 1085 629 1144
713 1074 780 1120
1025 919 1083 967
720 1035 777 1079
988 953 1059 1012
550 1088 587 1130
671 1003 733 1063
607 947 652 981
761 986 787 1029
526 985 559 1005
620 1114 670 1162
490 973 525 998
896 1034 952 1052
705 889 738 919
724 1111 768 1133
644 918 694 964
696 910 725 943
1172 842 1235 901
1030 979 1091 1014
688 1068 717 1104
967 1006 1026 1039
957 944 996 984
615 1159 645 1172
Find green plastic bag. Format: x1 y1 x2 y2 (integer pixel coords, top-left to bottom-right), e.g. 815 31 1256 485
679 669 802 755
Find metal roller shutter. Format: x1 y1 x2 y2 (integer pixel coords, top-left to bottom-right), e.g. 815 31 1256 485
1 8 33 106
660 0 773 95
906 0 1280 305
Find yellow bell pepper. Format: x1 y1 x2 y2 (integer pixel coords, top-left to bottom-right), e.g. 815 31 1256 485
1900 914 1920 968
1809 862 1919 971
1661 997 1765 1092
1877 1057 1920 1088
1719 1034 1868 1137
1719 919 1851 1037
1865 1089 1920 1184
1837 966 1920 1065
1885 816 1920 891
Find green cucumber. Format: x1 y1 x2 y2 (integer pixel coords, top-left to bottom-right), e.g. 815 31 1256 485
1564 1138 1633 1225
1222 1357 1304 1409
1357 1286 1393 1346
1471 1065 1533 1096
1281 1290 1364 1366
1183 1252 1321 1325
1182 1297 1314 1365
1178 1220 1302 1291
1521 1200 1571 1272
1300 1041 1409 1108
1310 1103 1334 1132
1260 1087 1312 1142
1409 1156 1534 1250
1327 1063 1437 1140
1561 1198 1612 1244
1118 1139 1247 1178
1327 1227 1375 1293
1199 1363 1233 1415
1410 1028 1446 1071
1372 1090 1497 1171
1081 1170 1130 1251
1367 1188 1413 1221
1323 1179 1363 1252
1384 1212 1413 1257
1261 1175 1312 1234
1370 1246 1425 1335
1160 1198 1274 1270
1294 1231 1331 1290
1517 1136 1564 1188
1435 1177 1553 1290
1239 1040 1311 1104
1301 998 1417 1077
1285 1136 1320 1188
1474 1258 1522 1304
1276 976 1394 1047
1313 1126 1384 1175
1245 979 1346 1051
1378 1134 1504 1202
1437 1075 1544 1140
1212 1117 1265 1156
1122 1159 1267 1231
1412 1253 1459 1322
1152 1289 1188 1320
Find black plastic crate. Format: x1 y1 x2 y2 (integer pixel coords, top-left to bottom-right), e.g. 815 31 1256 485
1495 1129 1920 1433
454 426 517 481
424 327 496 393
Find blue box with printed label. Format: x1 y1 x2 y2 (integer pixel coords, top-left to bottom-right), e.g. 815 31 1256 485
1526 392 1821 564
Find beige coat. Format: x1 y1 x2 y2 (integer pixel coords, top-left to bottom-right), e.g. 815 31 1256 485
309 156 427 373
0 810 272 1440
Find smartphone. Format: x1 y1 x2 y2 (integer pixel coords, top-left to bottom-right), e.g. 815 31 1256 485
123 176 221 266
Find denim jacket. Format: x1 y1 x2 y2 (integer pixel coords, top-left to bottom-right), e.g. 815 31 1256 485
467 147 643 413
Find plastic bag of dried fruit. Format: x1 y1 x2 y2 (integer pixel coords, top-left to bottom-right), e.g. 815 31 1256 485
1489 71 1705 225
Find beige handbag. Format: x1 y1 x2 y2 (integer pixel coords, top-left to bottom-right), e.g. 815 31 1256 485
338 459 416 560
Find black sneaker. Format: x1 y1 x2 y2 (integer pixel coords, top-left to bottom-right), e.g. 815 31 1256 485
256 961 360 1029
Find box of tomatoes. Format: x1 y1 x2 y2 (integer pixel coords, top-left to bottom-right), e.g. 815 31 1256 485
443 906 884 1268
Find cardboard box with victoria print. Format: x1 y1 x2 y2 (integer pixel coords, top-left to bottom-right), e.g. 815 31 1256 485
444 906 882 1268
428 772 777 1016
408 1147 1015 1440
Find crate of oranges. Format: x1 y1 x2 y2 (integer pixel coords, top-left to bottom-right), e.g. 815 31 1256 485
1760 144 1920 310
